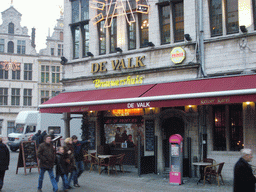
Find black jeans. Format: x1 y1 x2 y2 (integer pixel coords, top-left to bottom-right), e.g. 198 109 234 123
0 170 6 189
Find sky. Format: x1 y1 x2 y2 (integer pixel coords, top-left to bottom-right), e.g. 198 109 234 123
0 0 64 52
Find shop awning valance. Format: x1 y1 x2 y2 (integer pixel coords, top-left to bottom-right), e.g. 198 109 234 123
39 74 256 113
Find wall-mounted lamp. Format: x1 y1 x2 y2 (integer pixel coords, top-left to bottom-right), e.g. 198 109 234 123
60 56 68 65
240 25 248 33
115 47 123 53
184 34 192 41
87 52 94 57
148 42 155 47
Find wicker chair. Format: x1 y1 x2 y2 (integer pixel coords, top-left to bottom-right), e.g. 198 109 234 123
204 162 225 186
115 154 125 173
98 156 117 175
89 153 99 172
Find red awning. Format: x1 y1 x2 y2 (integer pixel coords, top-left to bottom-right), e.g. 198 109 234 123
39 74 256 113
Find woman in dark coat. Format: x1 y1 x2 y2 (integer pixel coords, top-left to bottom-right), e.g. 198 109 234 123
0 137 10 191
234 148 256 192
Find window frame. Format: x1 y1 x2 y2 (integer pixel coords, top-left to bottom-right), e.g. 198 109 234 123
139 13 149 48
0 39 4 53
24 63 32 81
23 88 32 106
109 18 117 53
0 88 8 106
7 41 14 53
11 88 20 106
98 20 107 55
8 23 14 34
17 40 26 54
209 0 223 37
172 1 184 42
159 4 171 44
0 65 8 80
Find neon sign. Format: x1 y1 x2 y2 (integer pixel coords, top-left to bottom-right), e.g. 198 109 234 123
91 0 149 27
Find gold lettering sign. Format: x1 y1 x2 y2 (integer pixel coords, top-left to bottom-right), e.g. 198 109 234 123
93 75 144 88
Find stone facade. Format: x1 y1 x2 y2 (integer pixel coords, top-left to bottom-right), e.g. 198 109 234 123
58 0 256 180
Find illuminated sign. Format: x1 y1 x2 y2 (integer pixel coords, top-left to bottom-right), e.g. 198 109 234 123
91 56 146 73
170 47 186 64
111 108 144 116
91 0 148 27
93 75 144 88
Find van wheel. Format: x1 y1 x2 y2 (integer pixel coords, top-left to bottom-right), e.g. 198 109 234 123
10 147 18 152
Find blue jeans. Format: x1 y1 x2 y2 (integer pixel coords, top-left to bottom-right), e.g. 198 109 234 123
74 161 84 185
67 170 76 186
55 174 69 190
38 168 58 192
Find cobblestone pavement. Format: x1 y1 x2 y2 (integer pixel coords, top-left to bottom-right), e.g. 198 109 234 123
2 151 233 192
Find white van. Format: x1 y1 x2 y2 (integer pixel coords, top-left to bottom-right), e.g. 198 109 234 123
7 111 82 152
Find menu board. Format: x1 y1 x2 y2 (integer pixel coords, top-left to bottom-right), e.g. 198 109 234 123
145 120 154 151
88 121 95 150
16 141 39 175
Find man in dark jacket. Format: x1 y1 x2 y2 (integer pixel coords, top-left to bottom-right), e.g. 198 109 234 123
37 135 58 192
0 137 10 191
72 135 90 187
32 130 41 148
234 148 256 192
38 130 47 145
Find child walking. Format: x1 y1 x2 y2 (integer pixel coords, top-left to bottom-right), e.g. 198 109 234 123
55 146 69 192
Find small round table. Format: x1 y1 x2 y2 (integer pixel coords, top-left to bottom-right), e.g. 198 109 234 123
192 162 212 184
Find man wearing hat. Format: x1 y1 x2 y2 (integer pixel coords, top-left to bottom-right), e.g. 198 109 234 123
234 148 256 192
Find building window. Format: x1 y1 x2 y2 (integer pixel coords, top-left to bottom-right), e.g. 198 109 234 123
24 63 32 81
51 48 55 56
72 26 80 59
127 14 136 50
41 65 49 83
0 120 2 135
52 91 60 97
7 121 15 135
81 0 89 21
8 23 14 34
0 65 8 80
7 41 14 53
139 14 149 47
209 0 222 37
213 104 243 151
209 0 238 36
82 24 89 57
41 90 49 104
0 88 8 105
159 5 171 44
11 88 20 106
0 39 4 53
23 89 32 106
98 20 106 55
72 0 80 23
226 0 239 34
173 1 184 42
17 40 26 54
52 66 60 83
58 44 63 56
60 32 64 41
110 18 117 53
12 68 20 80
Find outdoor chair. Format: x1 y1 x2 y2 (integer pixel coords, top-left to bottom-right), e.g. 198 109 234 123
83 152 91 167
203 158 217 174
98 155 117 175
89 153 99 172
115 154 125 173
204 162 225 186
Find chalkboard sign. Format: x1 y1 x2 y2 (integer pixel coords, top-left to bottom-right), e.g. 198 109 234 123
16 141 39 175
145 120 155 151
88 121 96 150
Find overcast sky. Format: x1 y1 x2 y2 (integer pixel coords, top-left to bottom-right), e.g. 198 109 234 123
0 0 64 52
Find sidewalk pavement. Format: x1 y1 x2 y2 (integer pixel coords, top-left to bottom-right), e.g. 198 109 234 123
2 151 233 192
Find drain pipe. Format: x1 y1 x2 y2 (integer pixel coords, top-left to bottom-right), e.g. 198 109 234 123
199 0 206 77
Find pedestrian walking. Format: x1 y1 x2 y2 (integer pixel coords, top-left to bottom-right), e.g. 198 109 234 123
38 130 47 145
72 135 90 187
32 130 41 148
0 137 10 191
234 148 256 192
64 138 76 189
37 135 58 192
55 146 69 192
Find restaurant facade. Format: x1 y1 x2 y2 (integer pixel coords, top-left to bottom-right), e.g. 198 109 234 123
39 0 256 180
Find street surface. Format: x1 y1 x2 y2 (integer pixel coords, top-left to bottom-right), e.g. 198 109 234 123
2 151 233 192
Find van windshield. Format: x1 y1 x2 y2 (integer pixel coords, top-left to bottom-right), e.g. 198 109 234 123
15 124 25 133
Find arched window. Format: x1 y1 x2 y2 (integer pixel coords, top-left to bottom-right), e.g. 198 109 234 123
8 41 14 53
8 23 14 34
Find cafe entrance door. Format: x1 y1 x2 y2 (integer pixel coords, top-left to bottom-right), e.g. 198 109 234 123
162 117 184 168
